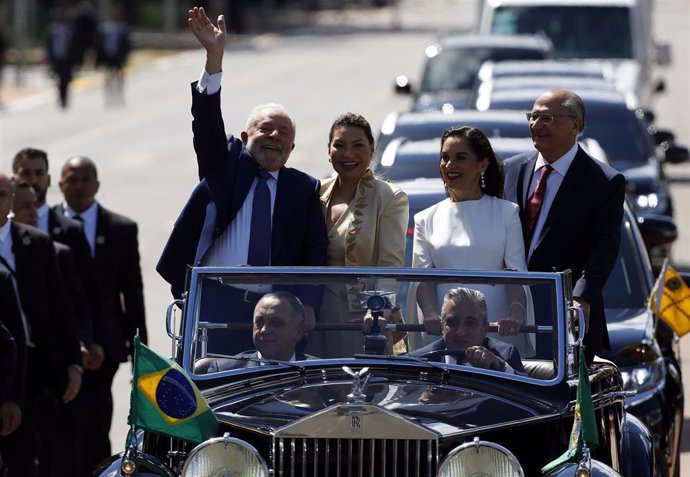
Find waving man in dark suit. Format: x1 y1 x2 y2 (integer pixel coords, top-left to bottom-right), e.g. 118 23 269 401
157 7 327 353
502 89 625 362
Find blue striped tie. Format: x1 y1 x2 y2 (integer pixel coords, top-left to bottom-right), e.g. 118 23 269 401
247 170 272 266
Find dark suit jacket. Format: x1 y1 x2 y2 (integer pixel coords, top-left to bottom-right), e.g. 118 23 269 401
54 203 147 363
48 208 100 346
0 270 24 405
207 350 316 372
410 337 525 374
54 242 91 345
503 146 625 357
0 320 17 407
157 85 327 299
11 222 81 392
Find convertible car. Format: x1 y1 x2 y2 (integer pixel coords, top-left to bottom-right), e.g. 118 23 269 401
96 267 656 476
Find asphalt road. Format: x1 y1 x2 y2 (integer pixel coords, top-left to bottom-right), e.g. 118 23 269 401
0 0 689 469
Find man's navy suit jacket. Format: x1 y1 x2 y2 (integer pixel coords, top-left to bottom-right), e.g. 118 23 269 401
503 146 625 358
157 85 327 298
410 337 525 374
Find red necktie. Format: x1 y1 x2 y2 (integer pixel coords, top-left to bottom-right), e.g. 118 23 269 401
523 165 553 250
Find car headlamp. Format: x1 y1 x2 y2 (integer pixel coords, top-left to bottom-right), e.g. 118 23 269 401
620 359 664 394
437 437 524 477
181 434 268 477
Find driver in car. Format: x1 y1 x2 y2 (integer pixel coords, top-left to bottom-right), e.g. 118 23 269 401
207 291 315 371
410 287 525 374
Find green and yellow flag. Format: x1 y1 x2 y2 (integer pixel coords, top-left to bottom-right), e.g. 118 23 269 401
541 344 598 474
649 259 690 337
128 335 218 444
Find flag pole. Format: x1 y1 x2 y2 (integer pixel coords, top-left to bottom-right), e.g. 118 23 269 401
122 332 142 474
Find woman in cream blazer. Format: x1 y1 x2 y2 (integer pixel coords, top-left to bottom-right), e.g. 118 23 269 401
306 113 409 358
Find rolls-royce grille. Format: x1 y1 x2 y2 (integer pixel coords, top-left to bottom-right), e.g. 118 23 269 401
271 437 438 477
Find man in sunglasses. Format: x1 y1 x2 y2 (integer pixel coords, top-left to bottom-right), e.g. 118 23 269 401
503 88 625 363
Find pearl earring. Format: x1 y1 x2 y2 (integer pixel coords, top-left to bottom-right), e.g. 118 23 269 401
480 171 486 189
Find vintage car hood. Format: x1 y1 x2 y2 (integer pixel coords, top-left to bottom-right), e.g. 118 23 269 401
212 379 550 437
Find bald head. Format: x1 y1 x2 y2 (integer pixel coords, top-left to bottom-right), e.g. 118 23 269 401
529 89 585 163
59 156 100 213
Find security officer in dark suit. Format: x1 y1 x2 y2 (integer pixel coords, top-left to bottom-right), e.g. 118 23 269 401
0 173 82 477
56 156 147 475
11 182 92 473
12 147 98 362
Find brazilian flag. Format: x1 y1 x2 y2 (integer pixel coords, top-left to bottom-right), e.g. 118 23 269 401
128 335 218 444
541 344 598 474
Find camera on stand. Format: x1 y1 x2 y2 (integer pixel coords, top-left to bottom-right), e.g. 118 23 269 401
355 291 396 355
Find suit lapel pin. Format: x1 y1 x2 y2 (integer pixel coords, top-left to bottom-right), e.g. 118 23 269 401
96 236 106 245
22 236 32 246
52 227 62 235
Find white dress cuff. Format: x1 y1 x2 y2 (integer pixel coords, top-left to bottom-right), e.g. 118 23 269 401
196 69 223 95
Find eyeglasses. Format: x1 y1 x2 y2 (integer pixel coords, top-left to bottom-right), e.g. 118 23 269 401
525 112 579 124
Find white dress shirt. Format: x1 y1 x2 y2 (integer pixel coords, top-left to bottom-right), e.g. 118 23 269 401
525 142 578 259
37 203 50 233
62 201 99 257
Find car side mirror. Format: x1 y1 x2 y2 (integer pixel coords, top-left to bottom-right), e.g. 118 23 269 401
652 129 675 145
637 214 678 248
663 143 690 164
395 75 413 95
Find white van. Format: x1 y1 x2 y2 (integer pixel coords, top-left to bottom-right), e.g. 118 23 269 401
477 0 670 109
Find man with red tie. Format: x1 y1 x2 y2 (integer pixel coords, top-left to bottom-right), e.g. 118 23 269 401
502 89 625 362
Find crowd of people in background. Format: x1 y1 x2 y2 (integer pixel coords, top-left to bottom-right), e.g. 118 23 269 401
45 2 131 108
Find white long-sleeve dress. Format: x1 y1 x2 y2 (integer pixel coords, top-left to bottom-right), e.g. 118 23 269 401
410 195 534 356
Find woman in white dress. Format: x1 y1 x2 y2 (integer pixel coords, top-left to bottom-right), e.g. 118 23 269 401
411 126 533 355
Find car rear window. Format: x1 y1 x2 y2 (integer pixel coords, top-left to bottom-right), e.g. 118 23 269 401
491 6 633 59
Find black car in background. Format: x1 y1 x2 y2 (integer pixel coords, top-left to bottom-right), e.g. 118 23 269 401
397 177 682 477
394 34 553 112
374 109 527 167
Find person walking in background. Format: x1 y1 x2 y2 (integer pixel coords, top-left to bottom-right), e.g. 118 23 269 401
306 112 408 358
55 156 147 475
502 88 625 363
70 0 99 69
46 7 76 109
95 9 131 105
411 126 530 354
157 7 327 354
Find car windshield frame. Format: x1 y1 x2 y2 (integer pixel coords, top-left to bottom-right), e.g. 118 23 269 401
175 267 575 387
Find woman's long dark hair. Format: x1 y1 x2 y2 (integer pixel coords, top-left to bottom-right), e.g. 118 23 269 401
440 126 504 198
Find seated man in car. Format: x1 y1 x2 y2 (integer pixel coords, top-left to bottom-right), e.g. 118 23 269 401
207 291 314 372
410 287 525 374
